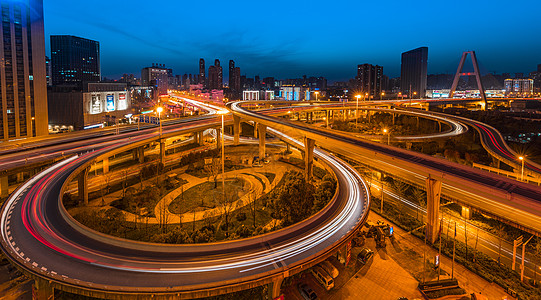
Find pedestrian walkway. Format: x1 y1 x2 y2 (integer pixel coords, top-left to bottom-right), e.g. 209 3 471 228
369 211 513 300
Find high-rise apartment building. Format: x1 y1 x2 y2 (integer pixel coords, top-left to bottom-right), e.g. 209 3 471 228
229 60 241 98
401 47 428 98
0 0 48 140
199 58 205 86
141 63 169 95
504 78 534 96
356 64 383 99
50 35 100 87
208 59 223 90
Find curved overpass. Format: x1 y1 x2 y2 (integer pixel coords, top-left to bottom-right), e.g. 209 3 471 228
0 119 369 298
230 101 541 236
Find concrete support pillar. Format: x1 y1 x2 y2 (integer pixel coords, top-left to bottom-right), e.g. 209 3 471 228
233 115 241 146
325 110 329 128
392 113 396 125
268 277 285 299
216 128 222 151
102 158 109 174
132 148 138 161
416 117 420 129
33 279 54 300
438 122 442 132
160 141 166 165
78 167 89 206
426 177 442 244
304 137 315 181
138 147 145 164
16 172 24 183
0 176 8 198
254 123 258 138
461 206 472 219
198 132 204 145
258 125 267 159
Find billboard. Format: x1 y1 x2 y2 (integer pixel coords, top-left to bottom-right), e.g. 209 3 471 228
106 95 115 111
118 93 128 110
91 95 101 114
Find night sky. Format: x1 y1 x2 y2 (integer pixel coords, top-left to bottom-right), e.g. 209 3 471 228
44 0 541 81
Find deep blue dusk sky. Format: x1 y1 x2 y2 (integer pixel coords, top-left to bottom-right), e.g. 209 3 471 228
44 0 541 81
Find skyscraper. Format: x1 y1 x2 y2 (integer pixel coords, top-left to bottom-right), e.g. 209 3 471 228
537 64 541 73
199 58 205 86
50 35 101 87
141 63 169 96
0 0 48 140
208 59 223 90
400 47 428 98
229 60 241 98
356 64 383 99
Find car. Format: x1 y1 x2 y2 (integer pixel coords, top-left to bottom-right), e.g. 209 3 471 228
357 248 374 265
318 261 339 279
297 283 318 300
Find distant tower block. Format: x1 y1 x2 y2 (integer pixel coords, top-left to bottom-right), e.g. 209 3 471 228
449 51 487 109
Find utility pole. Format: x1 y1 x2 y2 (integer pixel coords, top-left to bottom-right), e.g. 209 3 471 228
522 236 534 282
513 236 523 271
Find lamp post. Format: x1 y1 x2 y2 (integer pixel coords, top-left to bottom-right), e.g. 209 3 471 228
156 106 164 135
218 110 228 202
519 156 525 181
315 91 319 101
383 128 390 145
355 95 361 127
381 92 385 100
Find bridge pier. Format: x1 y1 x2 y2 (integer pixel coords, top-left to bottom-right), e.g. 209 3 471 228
254 123 258 138
233 115 241 145
132 148 138 161
160 140 166 165
426 177 442 244
392 113 396 125
0 176 8 198
16 172 24 183
32 278 54 300
268 277 285 299
102 158 109 174
258 125 267 159
461 206 472 219
78 167 89 206
325 110 329 128
138 146 145 163
304 137 315 181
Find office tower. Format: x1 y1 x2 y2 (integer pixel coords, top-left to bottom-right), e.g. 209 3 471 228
0 0 48 140
45 56 52 86
356 64 383 99
141 63 169 95
50 35 101 87
401 47 428 98
208 59 223 90
229 60 241 96
199 58 206 86
538 64 541 73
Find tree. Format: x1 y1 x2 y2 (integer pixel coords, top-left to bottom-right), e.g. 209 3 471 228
496 224 507 264
313 175 336 214
216 186 236 237
410 187 426 222
273 171 315 226
392 180 409 221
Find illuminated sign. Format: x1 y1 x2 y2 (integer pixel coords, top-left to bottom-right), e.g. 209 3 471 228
106 95 115 111
91 95 101 114
118 93 128 110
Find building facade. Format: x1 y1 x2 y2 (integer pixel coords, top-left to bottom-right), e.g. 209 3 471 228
50 35 100 87
229 60 241 99
504 78 534 96
141 63 168 96
0 0 48 140
401 47 428 98
208 59 223 90
356 64 383 99
199 58 205 87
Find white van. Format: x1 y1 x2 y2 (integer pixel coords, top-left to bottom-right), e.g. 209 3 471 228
319 261 339 279
310 265 334 290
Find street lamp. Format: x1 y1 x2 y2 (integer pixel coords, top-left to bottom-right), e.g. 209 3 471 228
519 156 525 181
156 106 164 135
383 128 390 145
217 110 228 199
355 94 361 127
315 91 319 101
381 92 385 100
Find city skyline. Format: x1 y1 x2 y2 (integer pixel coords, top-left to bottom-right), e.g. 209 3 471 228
44 0 541 81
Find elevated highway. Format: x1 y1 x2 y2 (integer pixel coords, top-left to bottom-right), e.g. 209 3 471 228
0 115 369 299
229 101 541 242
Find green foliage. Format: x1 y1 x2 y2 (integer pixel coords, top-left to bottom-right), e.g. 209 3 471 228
272 171 315 226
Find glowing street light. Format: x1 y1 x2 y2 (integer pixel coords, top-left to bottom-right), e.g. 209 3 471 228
383 128 390 145
315 91 320 101
519 156 525 181
381 92 385 100
217 110 228 201
355 95 361 127
156 106 164 135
